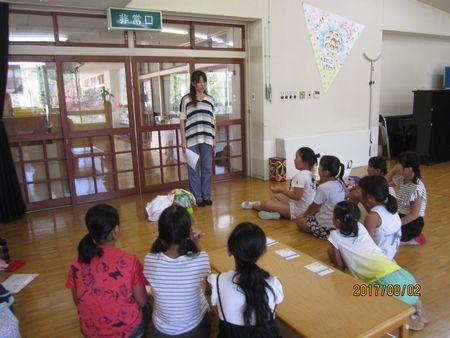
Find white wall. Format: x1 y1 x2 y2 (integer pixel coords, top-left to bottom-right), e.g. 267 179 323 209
380 31 450 117
383 0 450 37
128 0 266 20
260 0 383 178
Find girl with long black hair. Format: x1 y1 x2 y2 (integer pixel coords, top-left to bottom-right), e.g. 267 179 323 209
386 151 427 245
208 222 284 337
179 70 215 207
295 155 346 239
143 205 211 337
328 201 427 331
241 147 319 220
358 175 402 260
66 204 150 337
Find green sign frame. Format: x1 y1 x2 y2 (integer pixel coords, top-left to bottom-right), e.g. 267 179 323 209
107 7 162 31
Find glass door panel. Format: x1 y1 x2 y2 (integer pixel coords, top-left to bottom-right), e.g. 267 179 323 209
63 62 130 131
137 62 189 126
5 59 70 209
61 60 137 202
195 62 245 177
195 63 241 120
134 58 245 191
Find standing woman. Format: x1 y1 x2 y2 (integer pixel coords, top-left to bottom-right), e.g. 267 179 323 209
180 70 215 207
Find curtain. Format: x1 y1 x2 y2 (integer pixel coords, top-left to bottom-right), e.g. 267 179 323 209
0 2 26 222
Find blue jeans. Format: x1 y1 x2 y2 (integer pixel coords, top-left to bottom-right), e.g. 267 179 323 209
188 143 212 202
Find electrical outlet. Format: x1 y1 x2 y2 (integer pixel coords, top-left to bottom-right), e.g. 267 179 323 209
314 91 320 99
299 91 306 99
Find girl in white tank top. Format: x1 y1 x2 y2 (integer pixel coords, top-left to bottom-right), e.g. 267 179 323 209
370 205 402 260
359 175 402 260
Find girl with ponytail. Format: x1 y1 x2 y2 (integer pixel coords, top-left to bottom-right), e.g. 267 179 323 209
386 151 427 245
66 204 150 337
295 155 346 239
143 205 211 337
328 201 428 331
347 156 397 207
208 223 284 337
242 147 319 220
358 176 402 260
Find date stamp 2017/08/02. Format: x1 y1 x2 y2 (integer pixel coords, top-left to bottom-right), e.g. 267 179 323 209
353 283 421 297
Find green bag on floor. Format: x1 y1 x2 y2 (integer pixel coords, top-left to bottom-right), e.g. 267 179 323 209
171 189 195 215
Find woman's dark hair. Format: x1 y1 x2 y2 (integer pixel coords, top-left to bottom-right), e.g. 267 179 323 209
320 155 345 182
78 204 119 264
334 201 360 237
397 151 422 184
189 70 208 104
359 175 398 214
297 147 320 169
228 223 276 336
151 205 199 256
368 156 388 175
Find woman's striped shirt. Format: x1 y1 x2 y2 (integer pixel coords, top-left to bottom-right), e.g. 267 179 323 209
180 94 215 147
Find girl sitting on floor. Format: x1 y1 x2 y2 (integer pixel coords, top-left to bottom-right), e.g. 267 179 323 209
66 204 150 338
208 222 284 337
241 147 318 220
347 156 396 204
367 156 396 197
386 151 427 246
358 175 402 260
295 155 345 239
328 201 428 331
144 205 211 338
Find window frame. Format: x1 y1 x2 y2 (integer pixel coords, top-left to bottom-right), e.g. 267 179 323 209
133 20 245 51
9 10 129 48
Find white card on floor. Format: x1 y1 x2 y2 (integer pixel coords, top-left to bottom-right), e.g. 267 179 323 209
317 268 334 276
266 237 278 246
275 248 299 260
2 274 38 294
305 262 334 276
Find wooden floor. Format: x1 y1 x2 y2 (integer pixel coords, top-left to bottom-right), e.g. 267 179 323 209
1 162 449 337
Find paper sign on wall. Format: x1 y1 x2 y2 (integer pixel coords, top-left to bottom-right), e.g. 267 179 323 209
303 3 364 92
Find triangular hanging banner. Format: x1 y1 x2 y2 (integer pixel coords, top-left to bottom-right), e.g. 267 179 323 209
303 2 364 92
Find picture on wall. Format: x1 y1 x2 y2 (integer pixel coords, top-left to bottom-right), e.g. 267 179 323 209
303 2 364 92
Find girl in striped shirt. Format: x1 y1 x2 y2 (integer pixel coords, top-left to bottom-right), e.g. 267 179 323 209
144 205 211 337
386 151 427 246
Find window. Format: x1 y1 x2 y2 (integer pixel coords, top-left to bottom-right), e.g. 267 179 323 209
194 24 243 49
4 61 60 136
136 62 190 126
134 21 191 48
9 11 245 51
195 63 242 120
62 62 130 131
56 14 127 46
9 12 55 44
9 11 126 46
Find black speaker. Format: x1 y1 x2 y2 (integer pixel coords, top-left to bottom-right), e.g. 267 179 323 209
412 90 450 163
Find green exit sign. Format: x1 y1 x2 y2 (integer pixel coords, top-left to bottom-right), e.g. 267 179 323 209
107 7 162 31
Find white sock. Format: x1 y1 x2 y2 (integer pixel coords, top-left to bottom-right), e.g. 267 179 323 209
241 201 261 210
400 238 420 246
258 211 281 220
